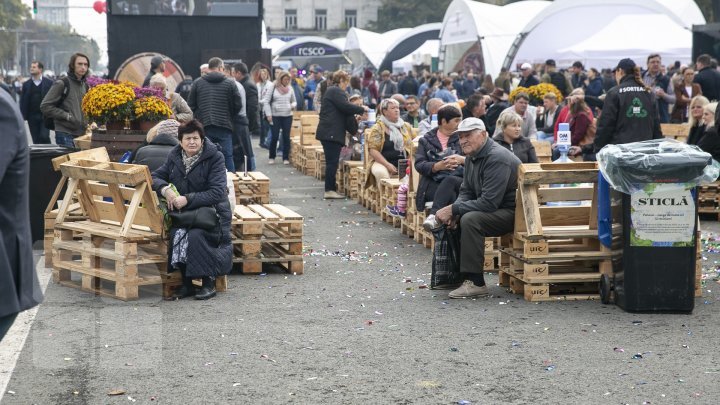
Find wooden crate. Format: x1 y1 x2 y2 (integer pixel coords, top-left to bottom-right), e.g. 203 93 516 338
314 149 326 180
229 171 270 205
300 115 320 146
379 178 403 228
531 140 552 163
499 271 600 302
402 192 417 239
698 181 720 219
232 204 304 275
500 162 623 301
344 161 364 198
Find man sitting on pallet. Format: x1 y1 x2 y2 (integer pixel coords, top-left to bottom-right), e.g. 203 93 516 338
435 118 521 299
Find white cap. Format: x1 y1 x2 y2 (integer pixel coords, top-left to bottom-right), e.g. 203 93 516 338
453 117 486 134
521 63 532 70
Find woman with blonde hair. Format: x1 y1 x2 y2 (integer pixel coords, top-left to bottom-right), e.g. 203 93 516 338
492 110 538 163
698 102 720 161
262 70 296 164
149 74 193 123
687 95 710 145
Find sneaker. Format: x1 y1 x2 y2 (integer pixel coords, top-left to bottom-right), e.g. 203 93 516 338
268 159 275 165
283 160 290 165
448 280 489 299
324 191 345 199
422 214 441 232
385 205 406 218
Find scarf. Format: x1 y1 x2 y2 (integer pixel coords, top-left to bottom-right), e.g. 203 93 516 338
380 115 406 153
182 145 203 173
276 83 290 95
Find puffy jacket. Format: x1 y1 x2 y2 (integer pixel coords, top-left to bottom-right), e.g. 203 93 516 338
131 132 179 172
452 137 521 217
414 127 463 208
187 71 241 131
151 139 233 277
492 133 538 164
594 75 662 152
316 86 365 145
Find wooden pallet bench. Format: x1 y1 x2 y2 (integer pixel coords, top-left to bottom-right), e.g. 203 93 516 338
499 271 601 302
232 204 304 275
344 162 364 198
229 171 270 205
300 114 320 146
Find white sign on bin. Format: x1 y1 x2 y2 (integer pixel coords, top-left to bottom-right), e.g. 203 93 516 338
557 123 571 147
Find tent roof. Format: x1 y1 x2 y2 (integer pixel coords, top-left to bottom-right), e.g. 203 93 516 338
439 0 551 76
555 14 693 69
267 38 286 55
345 27 411 68
332 37 346 51
273 36 342 58
510 0 705 68
378 23 441 71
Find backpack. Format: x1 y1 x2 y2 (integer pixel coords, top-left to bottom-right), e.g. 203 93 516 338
549 72 569 96
43 76 71 131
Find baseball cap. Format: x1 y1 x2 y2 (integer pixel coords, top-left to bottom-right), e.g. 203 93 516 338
314 66 325 73
520 63 532 70
453 117 486 134
613 58 637 73
545 59 556 67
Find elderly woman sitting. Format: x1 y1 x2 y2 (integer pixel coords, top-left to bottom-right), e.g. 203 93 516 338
149 73 193 123
364 98 414 192
152 120 232 300
492 110 538 163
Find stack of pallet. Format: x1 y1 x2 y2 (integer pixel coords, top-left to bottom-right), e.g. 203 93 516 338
50 159 191 300
498 162 622 302
379 178 403 228
229 171 270 205
698 181 720 220
232 204 304 275
343 161 364 198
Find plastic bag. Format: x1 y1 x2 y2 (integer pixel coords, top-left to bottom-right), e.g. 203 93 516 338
431 226 462 289
596 139 719 194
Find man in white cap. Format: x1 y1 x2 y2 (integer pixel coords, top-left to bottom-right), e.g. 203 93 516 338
518 63 539 88
434 117 521 299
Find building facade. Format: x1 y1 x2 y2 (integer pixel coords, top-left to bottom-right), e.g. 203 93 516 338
37 0 70 27
264 0 381 39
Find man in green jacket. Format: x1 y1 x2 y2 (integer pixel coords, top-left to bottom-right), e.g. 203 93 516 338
40 53 90 148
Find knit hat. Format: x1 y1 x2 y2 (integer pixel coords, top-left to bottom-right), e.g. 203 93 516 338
150 56 164 70
147 119 179 142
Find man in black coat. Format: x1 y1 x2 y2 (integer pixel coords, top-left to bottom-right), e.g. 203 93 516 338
20 61 54 144
0 89 42 342
694 54 720 102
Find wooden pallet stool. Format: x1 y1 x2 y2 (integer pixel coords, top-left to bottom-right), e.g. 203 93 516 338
51 159 195 300
413 210 434 250
290 136 301 168
232 204 304 275
300 115 320 146
344 161 363 198
230 171 270 205
499 162 622 302
379 178 403 227
402 191 417 238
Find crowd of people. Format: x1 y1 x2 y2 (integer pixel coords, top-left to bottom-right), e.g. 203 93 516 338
3 49 720 311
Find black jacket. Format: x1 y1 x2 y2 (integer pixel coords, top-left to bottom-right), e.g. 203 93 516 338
492 133 538 164
687 123 706 146
536 106 561 134
697 126 720 162
175 78 193 101
240 75 260 134
131 132 179 173
485 100 509 134
414 127 463 208
518 75 539 88
594 76 662 152
151 139 233 277
316 86 365 145
20 76 53 119
694 66 720 102
452 137 521 216
0 90 42 318
188 71 241 131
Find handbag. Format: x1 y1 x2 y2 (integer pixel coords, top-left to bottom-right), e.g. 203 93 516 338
430 226 463 289
168 206 219 231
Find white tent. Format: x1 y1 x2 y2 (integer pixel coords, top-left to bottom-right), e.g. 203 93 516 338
266 38 286 56
508 0 705 68
379 23 441 71
392 40 440 72
555 14 693 69
439 0 551 77
345 27 411 69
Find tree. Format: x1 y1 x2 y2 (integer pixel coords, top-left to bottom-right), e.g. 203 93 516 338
368 0 454 32
0 0 30 72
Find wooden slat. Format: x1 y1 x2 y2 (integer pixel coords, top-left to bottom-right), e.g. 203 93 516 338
55 177 79 224
264 204 302 221
51 147 110 171
519 163 598 185
59 160 149 186
538 205 591 227
234 205 263 221
56 220 161 242
247 204 280 221
537 186 594 203
120 182 146 237
521 184 542 238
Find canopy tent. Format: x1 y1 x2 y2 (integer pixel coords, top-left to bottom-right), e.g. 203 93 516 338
345 27 411 70
332 37 346 52
378 23 441 72
506 0 705 69
555 14 693 69
261 20 268 48
266 38 286 55
439 0 550 77
392 40 440 72
273 36 350 71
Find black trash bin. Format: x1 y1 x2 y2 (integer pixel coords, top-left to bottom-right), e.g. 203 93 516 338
29 145 75 245
598 140 713 313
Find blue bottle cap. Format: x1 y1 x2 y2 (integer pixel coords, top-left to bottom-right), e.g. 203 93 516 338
559 123 569 131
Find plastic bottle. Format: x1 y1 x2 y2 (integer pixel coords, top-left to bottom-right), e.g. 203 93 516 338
366 109 376 124
431 114 438 128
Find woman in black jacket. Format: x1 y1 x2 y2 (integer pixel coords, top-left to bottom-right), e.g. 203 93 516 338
492 110 538 163
152 120 233 300
687 95 710 145
131 120 180 172
316 70 367 199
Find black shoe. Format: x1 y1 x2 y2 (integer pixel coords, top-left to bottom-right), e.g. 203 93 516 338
195 277 217 300
173 284 196 299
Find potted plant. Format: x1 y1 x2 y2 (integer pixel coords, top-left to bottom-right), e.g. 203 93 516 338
133 95 173 131
81 81 135 129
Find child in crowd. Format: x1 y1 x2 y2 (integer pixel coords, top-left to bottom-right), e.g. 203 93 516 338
386 166 411 218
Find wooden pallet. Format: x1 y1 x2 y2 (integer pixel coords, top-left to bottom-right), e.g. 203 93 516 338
232 204 304 275
414 211 434 250
314 149 326 180
499 271 600 302
363 185 380 214
401 191 417 239
229 171 270 205
379 178 403 227
345 162 364 198
300 115 320 146
661 123 689 142
302 145 323 177
531 140 552 163
290 136 301 168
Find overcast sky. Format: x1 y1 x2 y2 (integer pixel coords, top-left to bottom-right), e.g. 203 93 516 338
22 0 109 66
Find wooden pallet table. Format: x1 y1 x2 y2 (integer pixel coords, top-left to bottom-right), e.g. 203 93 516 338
379 178 403 228
499 162 623 301
229 171 270 205
232 204 304 275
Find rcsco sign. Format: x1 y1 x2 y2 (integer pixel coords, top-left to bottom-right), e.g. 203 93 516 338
285 42 341 57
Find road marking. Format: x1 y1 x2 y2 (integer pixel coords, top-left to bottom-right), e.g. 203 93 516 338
0 254 52 402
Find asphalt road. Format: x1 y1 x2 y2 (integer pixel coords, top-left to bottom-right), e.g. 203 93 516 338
2 142 720 404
